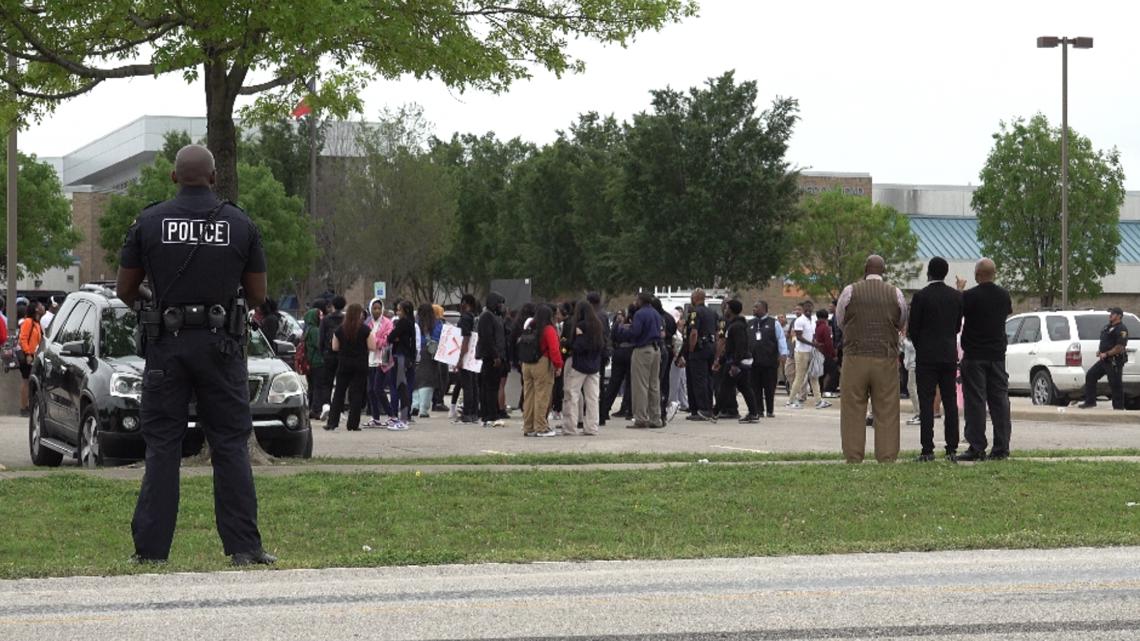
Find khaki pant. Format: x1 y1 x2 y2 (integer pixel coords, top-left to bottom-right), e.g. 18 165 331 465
522 357 555 434
563 358 600 435
631 345 663 426
840 354 900 463
906 367 919 415
791 350 821 403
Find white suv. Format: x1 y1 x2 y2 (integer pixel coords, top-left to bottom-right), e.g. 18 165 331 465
1004 310 1139 407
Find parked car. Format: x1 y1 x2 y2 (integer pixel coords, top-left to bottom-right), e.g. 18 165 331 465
1004 310 1140 407
27 290 313 467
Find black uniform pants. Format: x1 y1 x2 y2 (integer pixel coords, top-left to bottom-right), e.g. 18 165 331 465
750 364 778 415
660 347 673 419
132 330 262 559
329 359 368 430
479 360 501 422
727 366 758 416
716 364 740 415
315 353 338 411
687 348 714 414
961 359 1011 456
602 349 631 422
1084 359 1125 409
917 362 960 455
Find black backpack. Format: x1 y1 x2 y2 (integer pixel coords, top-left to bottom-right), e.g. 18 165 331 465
516 325 542 364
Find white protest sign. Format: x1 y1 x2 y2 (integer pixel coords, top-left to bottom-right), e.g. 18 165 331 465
435 323 482 373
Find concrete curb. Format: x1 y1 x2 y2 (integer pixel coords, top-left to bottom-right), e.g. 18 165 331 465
1011 407 1138 424
4 456 1140 481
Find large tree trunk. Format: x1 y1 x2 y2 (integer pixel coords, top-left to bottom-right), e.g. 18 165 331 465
203 58 242 202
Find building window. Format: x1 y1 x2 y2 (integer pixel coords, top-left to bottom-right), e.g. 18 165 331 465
66 275 75 283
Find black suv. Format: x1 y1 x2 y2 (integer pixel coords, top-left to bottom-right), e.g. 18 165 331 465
28 289 313 467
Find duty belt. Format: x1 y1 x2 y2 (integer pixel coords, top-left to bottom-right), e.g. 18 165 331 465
162 303 227 333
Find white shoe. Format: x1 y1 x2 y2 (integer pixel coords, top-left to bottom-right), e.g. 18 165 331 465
815 401 832 409
789 402 804 410
387 420 409 431
448 404 458 419
493 419 506 428
320 404 330 421
666 401 680 423
906 415 922 425
536 429 557 437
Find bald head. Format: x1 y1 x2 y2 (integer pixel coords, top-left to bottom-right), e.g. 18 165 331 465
172 145 216 187
975 258 997 284
864 255 886 277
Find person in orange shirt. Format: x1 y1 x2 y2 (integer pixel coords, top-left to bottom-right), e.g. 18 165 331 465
18 301 45 416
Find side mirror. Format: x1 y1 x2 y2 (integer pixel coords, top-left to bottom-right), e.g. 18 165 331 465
61 341 92 358
274 340 296 356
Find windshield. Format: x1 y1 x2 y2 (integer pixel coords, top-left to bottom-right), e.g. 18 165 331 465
100 307 138 358
100 305 275 359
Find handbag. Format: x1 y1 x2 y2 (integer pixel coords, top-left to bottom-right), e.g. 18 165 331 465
294 339 310 375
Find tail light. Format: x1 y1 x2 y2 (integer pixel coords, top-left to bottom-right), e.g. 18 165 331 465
1066 342 1082 367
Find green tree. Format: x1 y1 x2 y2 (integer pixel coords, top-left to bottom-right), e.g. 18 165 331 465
616 71 801 290
0 149 80 278
429 132 534 294
324 107 456 299
100 153 317 294
239 118 322 201
785 189 920 300
1 1 696 202
972 114 1125 307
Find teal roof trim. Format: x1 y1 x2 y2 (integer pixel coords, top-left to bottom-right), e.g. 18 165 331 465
906 215 1140 264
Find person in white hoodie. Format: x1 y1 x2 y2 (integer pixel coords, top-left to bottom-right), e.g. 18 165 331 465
365 299 394 426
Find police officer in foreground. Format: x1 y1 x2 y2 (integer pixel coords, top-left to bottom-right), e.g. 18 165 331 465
116 144 275 566
1078 307 1130 410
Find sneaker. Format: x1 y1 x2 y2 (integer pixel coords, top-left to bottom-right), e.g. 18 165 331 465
1076 402 1097 409
766 412 775 418
432 403 448 413
386 421 409 431
788 402 804 410
535 429 557 437
492 420 506 428
739 414 760 424
815 401 832 409
421 413 431 420
448 404 459 419
666 401 680 423
906 415 921 425
482 420 493 428
699 411 719 423
320 404 330 421
823 392 840 398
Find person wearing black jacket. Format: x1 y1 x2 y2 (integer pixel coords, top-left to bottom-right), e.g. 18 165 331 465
653 297 678 422
722 300 760 423
316 295 346 418
477 292 508 426
958 258 1013 461
386 300 417 428
908 256 964 462
258 299 282 353
749 301 786 418
563 300 605 435
601 306 634 425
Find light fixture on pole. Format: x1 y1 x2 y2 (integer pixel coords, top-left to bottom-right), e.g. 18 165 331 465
1037 35 1093 309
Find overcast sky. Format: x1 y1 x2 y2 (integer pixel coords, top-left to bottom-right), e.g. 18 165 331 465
21 0 1140 189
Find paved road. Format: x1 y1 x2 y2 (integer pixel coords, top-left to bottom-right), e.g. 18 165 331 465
3 546 1140 640
3 396 1138 469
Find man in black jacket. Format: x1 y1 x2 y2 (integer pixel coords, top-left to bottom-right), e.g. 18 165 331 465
722 300 760 423
316 295 346 419
907 257 964 462
748 300 786 418
477 292 507 427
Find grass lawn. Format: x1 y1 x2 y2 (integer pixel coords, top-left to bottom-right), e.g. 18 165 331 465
2 460 1140 579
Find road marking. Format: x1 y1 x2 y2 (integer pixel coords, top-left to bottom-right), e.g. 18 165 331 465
711 446 772 454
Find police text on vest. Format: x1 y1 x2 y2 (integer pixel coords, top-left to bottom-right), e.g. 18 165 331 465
161 219 231 246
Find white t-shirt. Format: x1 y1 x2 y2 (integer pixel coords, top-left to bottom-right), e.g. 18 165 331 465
793 314 815 353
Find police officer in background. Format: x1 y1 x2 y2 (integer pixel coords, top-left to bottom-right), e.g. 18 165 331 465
117 145 275 566
680 289 719 421
748 300 788 418
1078 307 1130 410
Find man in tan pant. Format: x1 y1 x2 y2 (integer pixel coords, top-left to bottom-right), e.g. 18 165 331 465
834 255 909 463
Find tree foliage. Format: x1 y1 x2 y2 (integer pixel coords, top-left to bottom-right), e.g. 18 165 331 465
100 134 317 294
0 0 696 201
322 107 456 299
972 114 1125 307
0 149 80 278
786 190 920 300
615 71 801 289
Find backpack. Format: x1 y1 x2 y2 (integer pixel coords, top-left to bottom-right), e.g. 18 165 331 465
516 325 542 364
294 338 310 375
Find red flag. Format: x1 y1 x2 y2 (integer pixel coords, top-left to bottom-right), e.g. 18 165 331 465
291 97 312 119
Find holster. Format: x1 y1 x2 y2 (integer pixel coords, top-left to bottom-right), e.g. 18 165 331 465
136 307 162 358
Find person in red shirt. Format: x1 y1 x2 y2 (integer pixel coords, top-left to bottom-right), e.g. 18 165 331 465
814 309 839 396
522 304 563 437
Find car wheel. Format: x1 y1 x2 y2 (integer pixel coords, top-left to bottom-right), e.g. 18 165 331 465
28 393 63 467
1031 370 1058 406
79 406 104 468
302 428 313 459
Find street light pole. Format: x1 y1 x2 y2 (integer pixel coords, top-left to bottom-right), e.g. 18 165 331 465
6 54 16 336
1037 35 1093 309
